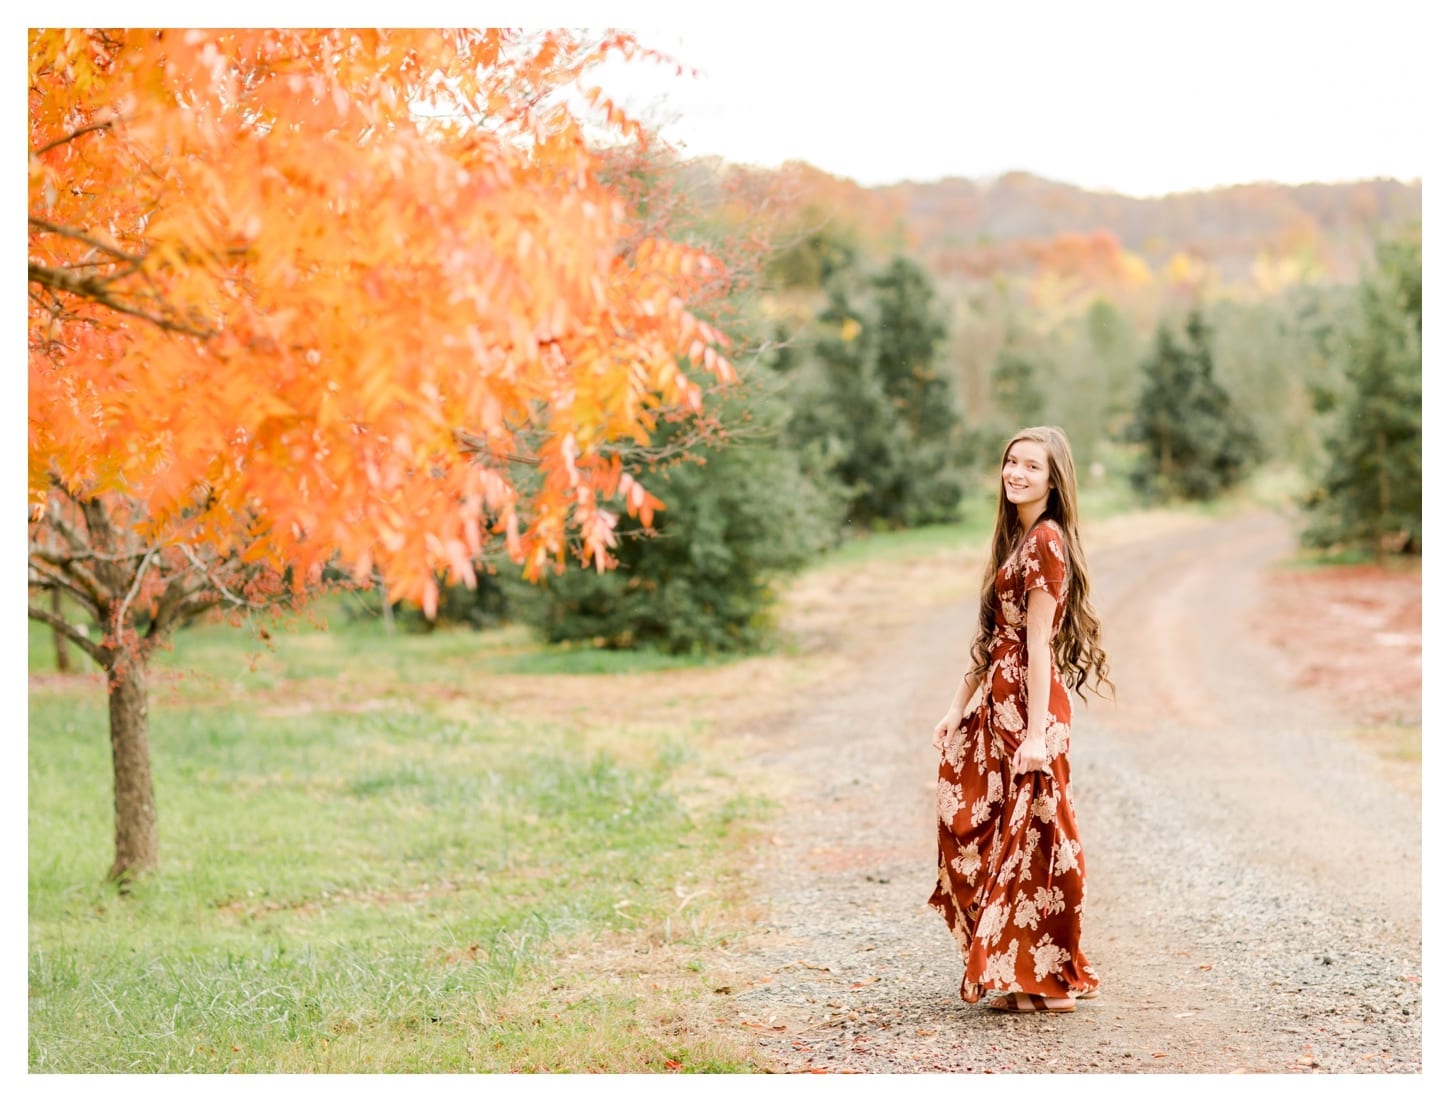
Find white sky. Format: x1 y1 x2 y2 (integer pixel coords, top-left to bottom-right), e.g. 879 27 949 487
591 1 1432 196
37 1 1433 197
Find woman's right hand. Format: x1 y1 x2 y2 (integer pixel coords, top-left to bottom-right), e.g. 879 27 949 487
933 708 962 747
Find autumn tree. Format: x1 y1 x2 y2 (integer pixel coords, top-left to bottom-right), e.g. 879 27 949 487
28 29 735 883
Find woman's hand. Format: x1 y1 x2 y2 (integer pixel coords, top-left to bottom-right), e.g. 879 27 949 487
933 708 963 747
1012 735 1049 775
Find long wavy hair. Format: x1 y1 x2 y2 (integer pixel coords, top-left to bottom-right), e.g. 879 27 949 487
970 425 1113 700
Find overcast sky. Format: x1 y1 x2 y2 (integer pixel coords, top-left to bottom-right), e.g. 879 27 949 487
588 0 1430 196
43 2 1431 196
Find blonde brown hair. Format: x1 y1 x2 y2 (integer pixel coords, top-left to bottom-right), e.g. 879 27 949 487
970 425 1113 700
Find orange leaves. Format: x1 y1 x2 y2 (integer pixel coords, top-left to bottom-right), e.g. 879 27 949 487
29 28 735 610
617 472 662 528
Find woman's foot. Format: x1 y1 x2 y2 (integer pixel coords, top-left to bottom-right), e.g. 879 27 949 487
987 991 1076 1013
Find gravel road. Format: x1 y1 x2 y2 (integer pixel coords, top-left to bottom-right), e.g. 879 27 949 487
722 509 1423 1074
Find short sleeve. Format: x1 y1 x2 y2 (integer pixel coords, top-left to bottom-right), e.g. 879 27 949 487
1020 522 1067 604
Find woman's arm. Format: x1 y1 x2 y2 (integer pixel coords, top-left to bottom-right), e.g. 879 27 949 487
1013 587 1055 773
933 647 985 743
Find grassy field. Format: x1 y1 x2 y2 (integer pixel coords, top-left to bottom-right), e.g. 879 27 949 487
29 601 781 1072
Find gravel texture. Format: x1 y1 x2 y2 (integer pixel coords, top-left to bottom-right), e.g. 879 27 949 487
720 509 1422 1074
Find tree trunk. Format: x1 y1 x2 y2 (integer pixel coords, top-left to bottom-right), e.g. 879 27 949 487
51 588 72 673
107 658 159 883
1375 428 1390 564
374 570 394 634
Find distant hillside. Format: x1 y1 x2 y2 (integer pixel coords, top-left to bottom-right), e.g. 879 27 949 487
876 172 1421 285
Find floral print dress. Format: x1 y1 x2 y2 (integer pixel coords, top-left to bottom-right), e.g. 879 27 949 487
928 519 1099 1003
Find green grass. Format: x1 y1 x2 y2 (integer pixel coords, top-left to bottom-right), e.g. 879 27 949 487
28 601 728 685
29 628 765 1072
818 496 994 569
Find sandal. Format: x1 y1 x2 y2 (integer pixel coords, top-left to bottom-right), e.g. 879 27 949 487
988 992 1076 1014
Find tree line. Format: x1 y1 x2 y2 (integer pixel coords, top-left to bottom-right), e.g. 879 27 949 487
418 198 1421 648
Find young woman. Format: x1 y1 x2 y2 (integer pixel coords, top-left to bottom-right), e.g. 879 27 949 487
928 425 1112 1013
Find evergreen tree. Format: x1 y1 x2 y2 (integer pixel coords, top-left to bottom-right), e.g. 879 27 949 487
1302 227 1421 555
867 256 966 524
507 364 843 654
1124 310 1261 500
989 348 1048 428
793 279 913 527
785 255 967 528
1082 297 1139 433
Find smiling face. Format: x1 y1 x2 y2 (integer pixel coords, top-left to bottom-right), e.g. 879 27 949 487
1002 439 1053 515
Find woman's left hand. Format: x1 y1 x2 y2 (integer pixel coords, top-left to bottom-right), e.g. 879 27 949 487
1012 736 1049 775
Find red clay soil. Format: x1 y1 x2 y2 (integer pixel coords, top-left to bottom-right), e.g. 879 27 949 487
1253 561 1422 727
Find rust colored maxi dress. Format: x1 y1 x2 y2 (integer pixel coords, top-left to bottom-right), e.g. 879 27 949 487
928 519 1100 1003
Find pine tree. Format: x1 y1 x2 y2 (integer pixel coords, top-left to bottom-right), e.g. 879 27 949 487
990 348 1048 428
868 256 965 524
1125 310 1261 500
509 365 841 653
785 255 966 528
1303 227 1421 555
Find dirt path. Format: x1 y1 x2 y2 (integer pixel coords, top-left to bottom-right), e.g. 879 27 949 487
721 509 1422 1074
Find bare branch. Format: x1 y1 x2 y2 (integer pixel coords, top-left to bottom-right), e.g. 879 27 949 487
27 559 104 617
175 591 224 622
28 216 142 265
47 473 94 516
28 263 215 339
35 494 133 561
77 494 118 551
453 430 542 467
28 604 108 666
178 546 269 611
30 544 144 565
149 575 213 640
114 548 159 630
32 119 113 157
